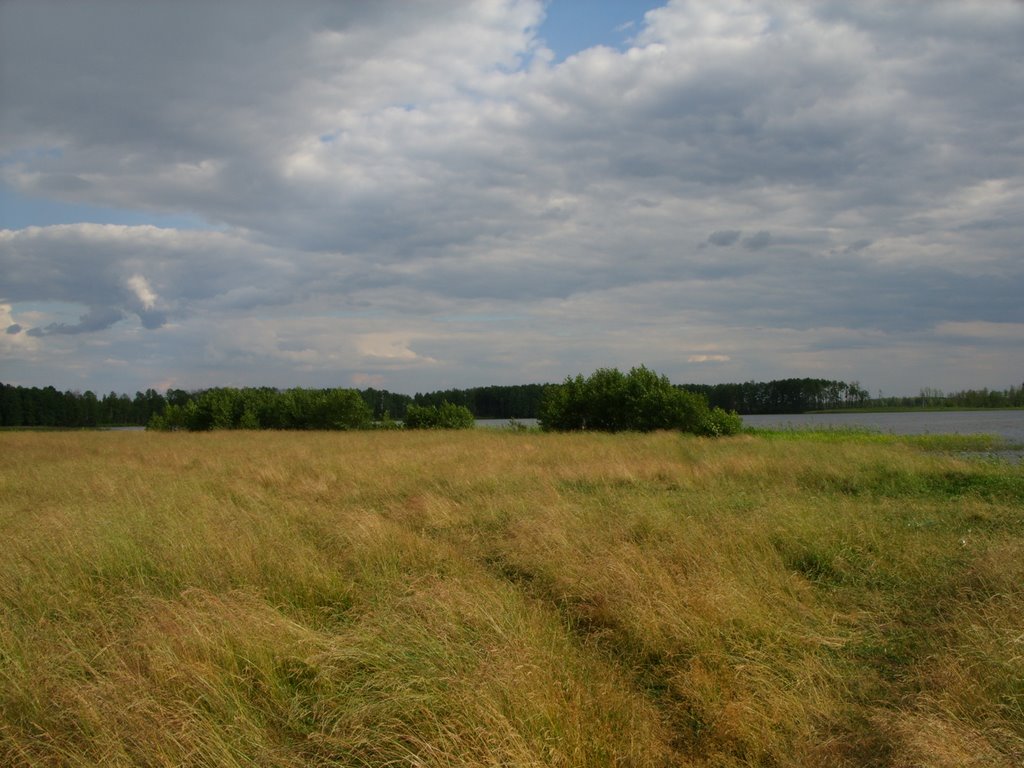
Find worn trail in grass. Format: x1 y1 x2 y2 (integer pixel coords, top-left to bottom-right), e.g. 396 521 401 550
1 430 1022 766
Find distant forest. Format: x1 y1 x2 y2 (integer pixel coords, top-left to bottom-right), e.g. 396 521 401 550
1 378 1021 429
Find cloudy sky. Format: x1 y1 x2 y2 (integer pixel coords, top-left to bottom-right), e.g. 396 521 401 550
1 0 1022 397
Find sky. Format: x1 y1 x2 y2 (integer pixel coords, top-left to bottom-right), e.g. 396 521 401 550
1 1 1022 397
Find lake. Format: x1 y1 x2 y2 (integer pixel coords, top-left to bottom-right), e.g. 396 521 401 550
476 418 540 429
741 410 1024 444
478 411 1024 444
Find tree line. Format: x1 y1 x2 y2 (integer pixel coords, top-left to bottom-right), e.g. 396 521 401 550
408 384 547 420
679 379 1024 413
144 387 476 431
865 385 1024 410
3 378 1021 429
147 387 376 431
0 382 548 428
680 378 871 414
0 384 167 428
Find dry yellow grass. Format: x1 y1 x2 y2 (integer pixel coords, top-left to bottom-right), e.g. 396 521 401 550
1 429 1022 766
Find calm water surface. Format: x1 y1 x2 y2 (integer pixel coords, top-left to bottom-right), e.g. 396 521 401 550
476 418 540 429
742 410 1024 443
479 412 1024 443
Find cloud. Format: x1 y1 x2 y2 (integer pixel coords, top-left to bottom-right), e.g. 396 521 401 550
356 333 438 365
707 230 741 247
934 321 1024 343
0 224 309 323
687 355 731 363
0 1 1022 395
126 274 157 310
0 303 39 359
28 305 124 336
742 231 772 251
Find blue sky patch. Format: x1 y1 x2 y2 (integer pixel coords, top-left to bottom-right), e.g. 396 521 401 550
538 0 658 60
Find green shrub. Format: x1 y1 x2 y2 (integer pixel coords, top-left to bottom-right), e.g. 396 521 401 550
404 401 475 429
697 406 743 437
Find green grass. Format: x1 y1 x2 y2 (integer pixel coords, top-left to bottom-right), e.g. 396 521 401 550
1 430 1022 766
749 426 1024 456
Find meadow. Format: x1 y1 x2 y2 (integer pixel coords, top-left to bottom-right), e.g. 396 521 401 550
1 429 1022 767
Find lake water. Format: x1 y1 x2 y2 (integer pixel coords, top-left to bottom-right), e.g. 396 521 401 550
478 411 1024 444
104 413 1024 449
476 418 540 429
741 410 1024 444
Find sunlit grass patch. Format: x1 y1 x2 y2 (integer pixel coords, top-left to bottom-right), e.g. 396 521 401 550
2 429 1022 766
748 424 1015 451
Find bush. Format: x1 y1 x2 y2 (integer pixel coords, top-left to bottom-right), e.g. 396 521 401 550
697 406 744 437
539 366 711 434
403 401 475 430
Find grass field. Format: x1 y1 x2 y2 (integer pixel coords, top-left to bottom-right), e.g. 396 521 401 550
1 429 1022 767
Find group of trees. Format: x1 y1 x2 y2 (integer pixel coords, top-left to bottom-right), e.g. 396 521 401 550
868 385 1024 410
148 387 374 431
349 384 547 421
408 378 876 418
539 366 742 436
680 378 871 414
679 379 1024 413
410 384 547 420
6 376 1022 432
145 387 477 432
0 383 167 428
145 371 740 435
359 387 415 421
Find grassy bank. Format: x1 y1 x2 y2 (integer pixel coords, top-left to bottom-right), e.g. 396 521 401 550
1 430 1022 766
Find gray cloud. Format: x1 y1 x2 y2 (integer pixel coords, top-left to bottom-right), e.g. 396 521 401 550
742 231 772 251
28 306 124 336
844 239 872 253
707 230 742 247
0 0 1022 395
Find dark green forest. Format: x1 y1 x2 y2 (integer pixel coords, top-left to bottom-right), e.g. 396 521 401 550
0 385 167 428
2 378 1021 429
408 384 547 420
682 378 872 414
683 379 1023 413
146 388 475 432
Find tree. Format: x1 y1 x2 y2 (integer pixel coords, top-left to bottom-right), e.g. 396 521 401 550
0 384 23 426
539 366 733 435
79 390 100 427
321 388 373 430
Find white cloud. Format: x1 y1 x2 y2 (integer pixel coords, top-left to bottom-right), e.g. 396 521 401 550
126 275 157 310
356 333 438 365
934 322 1024 342
0 0 1021 394
0 303 38 356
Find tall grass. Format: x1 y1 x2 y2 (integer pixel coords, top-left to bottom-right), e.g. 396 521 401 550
1 430 1022 766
